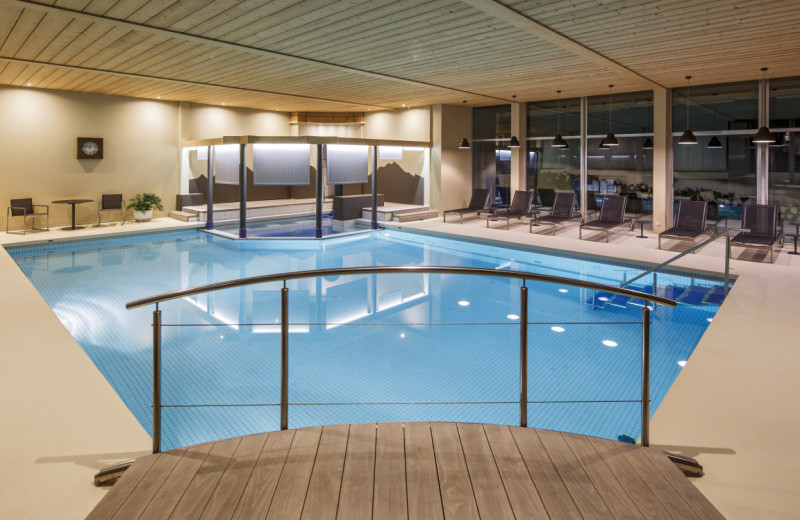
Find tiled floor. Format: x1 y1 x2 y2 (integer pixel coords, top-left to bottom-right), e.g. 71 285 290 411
2 213 799 519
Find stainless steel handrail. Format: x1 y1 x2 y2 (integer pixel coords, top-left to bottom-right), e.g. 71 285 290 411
127 265 676 309
127 266 677 454
620 227 748 295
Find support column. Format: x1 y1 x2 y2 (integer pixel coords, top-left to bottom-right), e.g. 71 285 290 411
371 145 378 229
206 146 214 230
431 104 472 212
652 89 673 233
238 143 247 238
315 144 323 238
757 77 770 204
580 97 588 220
511 101 527 192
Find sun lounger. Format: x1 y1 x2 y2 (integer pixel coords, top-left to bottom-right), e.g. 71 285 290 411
486 190 534 229
579 195 632 242
658 200 711 250
443 188 491 223
529 192 577 235
729 203 783 263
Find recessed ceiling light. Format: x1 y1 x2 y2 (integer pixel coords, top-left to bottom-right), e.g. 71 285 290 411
26 82 32 86
551 326 565 333
222 102 226 105
507 314 520 320
402 104 406 107
156 96 161 99
458 300 470 306
677 360 687 367
602 340 618 347
558 289 568 293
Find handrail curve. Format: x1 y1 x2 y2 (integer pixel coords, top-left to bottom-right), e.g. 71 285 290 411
126 265 677 309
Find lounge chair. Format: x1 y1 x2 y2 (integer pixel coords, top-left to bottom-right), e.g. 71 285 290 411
529 192 577 235
97 194 126 226
579 195 631 242
658 200 711 250
443 188 491 223
729 203 783 263
535 188 556 212
486 190 534 229
7 198 49 235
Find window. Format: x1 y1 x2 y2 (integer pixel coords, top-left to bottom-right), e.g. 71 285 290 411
767 76 800 223
472 105 512 206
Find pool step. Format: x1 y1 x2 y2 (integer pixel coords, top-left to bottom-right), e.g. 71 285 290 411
362 205 438 222
169 210 198 222
591 283 726 310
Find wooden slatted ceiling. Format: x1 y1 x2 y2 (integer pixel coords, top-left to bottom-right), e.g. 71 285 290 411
1 0 800 112
87 422 726 520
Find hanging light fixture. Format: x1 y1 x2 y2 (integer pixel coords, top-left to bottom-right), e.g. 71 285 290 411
679 76 697 144
707 93 723 149
552 90 568 148
642 137 654 149
508 135 520 148
459 100 471 149
753 68 775 144
604 85 619 146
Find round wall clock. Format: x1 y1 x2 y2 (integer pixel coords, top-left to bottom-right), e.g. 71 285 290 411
77 137 103 159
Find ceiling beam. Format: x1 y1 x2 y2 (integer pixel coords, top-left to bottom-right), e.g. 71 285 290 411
4 0 510 105
461 0 664 90
0 56 388 110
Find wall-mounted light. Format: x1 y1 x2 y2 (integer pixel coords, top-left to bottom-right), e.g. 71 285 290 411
679 75 697 145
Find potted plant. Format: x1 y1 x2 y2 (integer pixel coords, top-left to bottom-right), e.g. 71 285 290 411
127 193 164 222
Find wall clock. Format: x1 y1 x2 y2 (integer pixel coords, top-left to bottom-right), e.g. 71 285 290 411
77 137 103 159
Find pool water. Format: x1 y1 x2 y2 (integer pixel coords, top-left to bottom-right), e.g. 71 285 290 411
7 229 725 450
215 213 363 238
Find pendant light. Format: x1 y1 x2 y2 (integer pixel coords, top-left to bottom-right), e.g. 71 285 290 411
552 90 568 148
459 100 471 149
707 93 722 149
509 135 520 148
604 85 619 146
753 68 775 144
679 76 697 144
642 137 654 149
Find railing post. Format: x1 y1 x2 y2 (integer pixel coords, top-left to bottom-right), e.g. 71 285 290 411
152 307 161 454
724 235 731 296
641 304 651 447
280 286 289 430
520 282 528 428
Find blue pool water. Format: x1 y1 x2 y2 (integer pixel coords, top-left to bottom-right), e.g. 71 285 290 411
7 229 725 450
216 213 357 238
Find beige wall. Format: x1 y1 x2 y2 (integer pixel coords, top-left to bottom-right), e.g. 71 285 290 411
180 102 291 140
0 86 179 229
364 107 430 142
431 104 472 212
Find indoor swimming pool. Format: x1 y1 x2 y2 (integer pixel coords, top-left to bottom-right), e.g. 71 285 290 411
6 229 727 450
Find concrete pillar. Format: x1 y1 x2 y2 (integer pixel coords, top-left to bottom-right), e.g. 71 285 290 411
431 104 472 212
511 101 527 192
652 88 673 233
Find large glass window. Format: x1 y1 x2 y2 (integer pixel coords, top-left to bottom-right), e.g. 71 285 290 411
672 81 758 222
527 96 581 210
768 76 800 224
587 91 653 216
472 105 512 206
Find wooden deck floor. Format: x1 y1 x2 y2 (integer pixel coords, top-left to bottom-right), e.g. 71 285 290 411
87 422 725 519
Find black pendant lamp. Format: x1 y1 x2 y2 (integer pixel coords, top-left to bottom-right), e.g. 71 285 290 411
707 93 722 149
552 90 568 148
753 68 775 144
459 100 471 149
642 137 654 149
604 85 619 146
679 76 697 145
509 135 520 148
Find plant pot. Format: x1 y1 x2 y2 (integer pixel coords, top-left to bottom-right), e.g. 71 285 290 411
133 209 153 222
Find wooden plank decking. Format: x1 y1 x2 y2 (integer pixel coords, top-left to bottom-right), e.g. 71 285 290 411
87 422 725 520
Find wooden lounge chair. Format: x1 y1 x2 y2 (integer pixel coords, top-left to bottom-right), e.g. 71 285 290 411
658 200 711 250
443 188 491 223
529 192 577 235
729 203 783 263
97 194 126 226
7 198 49 235
486 190 534 229
579 195 632 242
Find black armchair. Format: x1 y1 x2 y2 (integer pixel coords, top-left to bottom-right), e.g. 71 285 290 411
7 198 49 235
